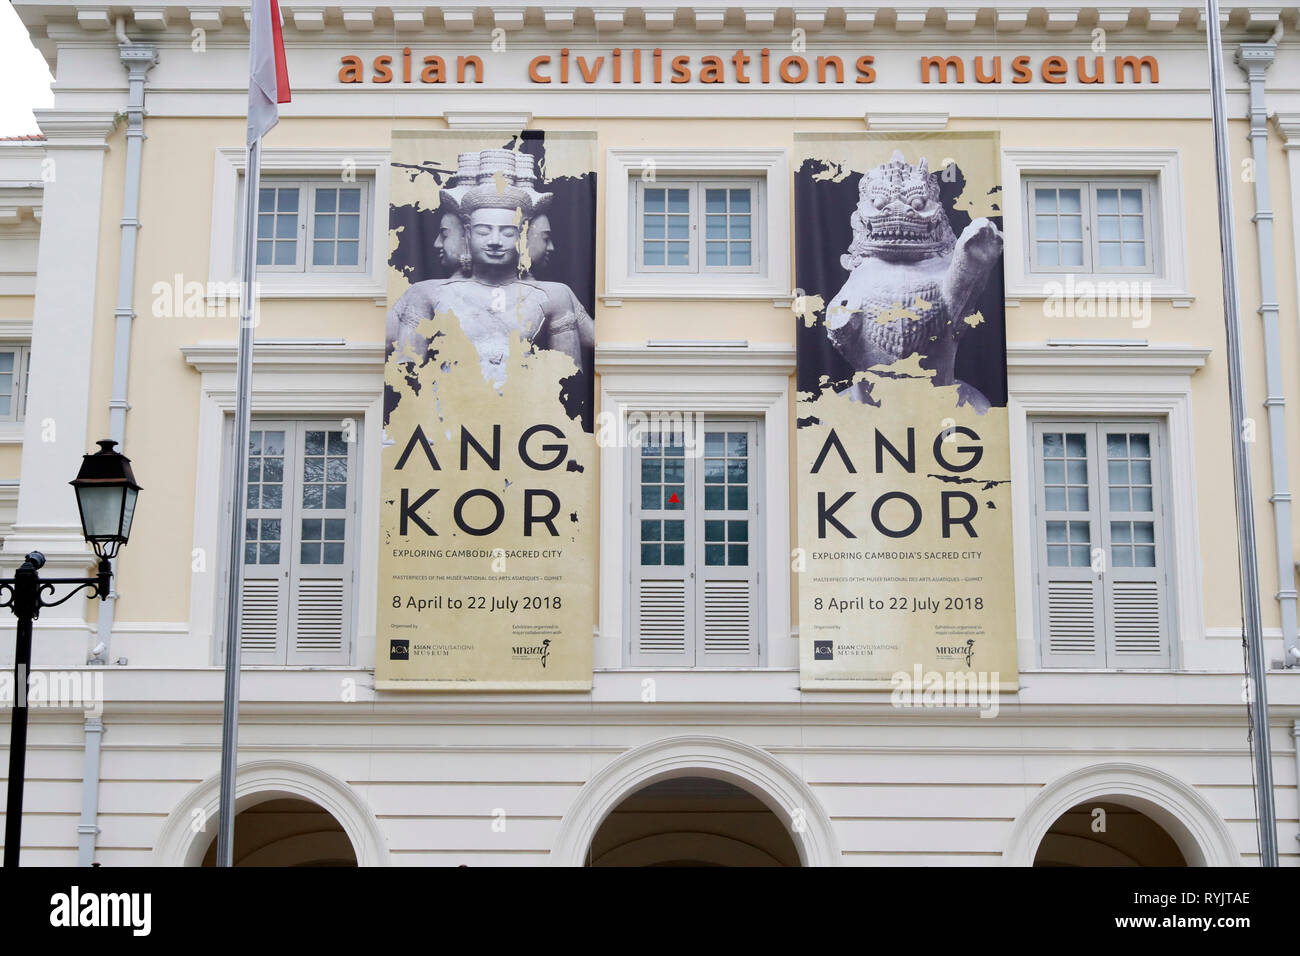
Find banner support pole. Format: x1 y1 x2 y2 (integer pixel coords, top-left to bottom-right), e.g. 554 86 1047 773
216 136 261 868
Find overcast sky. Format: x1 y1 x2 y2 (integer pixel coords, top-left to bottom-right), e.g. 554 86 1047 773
0 3 54 135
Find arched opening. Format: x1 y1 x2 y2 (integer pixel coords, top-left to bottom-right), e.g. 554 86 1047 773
586 776 801 867
198 797 358 867
1033 800 1188 867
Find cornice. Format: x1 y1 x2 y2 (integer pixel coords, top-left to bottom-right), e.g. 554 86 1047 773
30 109 119 148
19 3 1300 44
596 342 796 375
1006 342 1211 376
180 340 386 375
1275 111 1300 146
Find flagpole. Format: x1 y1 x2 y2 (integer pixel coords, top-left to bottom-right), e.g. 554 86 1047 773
216 134 261 868
1204 0 1278 865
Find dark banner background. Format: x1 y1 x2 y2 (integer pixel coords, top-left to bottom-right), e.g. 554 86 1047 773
388 130 597 316
793 157 1008 411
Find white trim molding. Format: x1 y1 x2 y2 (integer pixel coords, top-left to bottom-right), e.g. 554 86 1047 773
208 147 391 300
1001 148 1191 304
595 343 795 669
180 341 385 669
1007 344 1209 671
603 147 790 304
550 734 840 866
153 758 389 867
1003 762 1240 866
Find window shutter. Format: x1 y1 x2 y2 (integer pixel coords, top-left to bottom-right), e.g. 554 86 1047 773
288 425 355 665
696 422 759 666
1034 423 1106 667
1099 425 1170 667
630 429 694 665
239 423 293 663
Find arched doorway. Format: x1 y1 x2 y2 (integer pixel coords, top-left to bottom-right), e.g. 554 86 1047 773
1034 800 1187 867
198 797 358 867
586 776 801 867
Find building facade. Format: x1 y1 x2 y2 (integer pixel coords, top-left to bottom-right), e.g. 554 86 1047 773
3 0 1300 866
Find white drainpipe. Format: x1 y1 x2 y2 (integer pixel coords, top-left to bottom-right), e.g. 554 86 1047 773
76 20 156 868
1236 24 1299 667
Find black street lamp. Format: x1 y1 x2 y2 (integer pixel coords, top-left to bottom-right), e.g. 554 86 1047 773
2 440 140 867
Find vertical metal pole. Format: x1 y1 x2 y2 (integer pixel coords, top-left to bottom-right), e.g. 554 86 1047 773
1205 0 1279 866
216 137 261 868
3 612 32 867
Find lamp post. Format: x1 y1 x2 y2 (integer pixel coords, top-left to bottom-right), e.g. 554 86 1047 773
2 440 140 867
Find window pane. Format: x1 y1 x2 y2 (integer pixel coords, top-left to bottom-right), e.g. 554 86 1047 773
315 188 337 213
663 544 685 566
1058 189 1081 213
667 189 689 213
663 520 684 542
667 243 689 266
1122 243 1145 267
339 189 361 213
705 189 726 214
1096 189 1118 214
1060 242 1084 266
729 189 750 212
641 543 661 566
273 243 296 266
642 485 662 509
641 519 662 542
1035 188 1058 212
1035 215 1057 240
731 243 751 266
705 520 725 542
1059 216 1082 240
1036 242 1059 267
644 189 665 213
1120 189 1143 213
728 545 748 566
705 544 725 566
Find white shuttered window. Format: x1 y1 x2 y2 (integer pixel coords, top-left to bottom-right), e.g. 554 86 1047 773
1032 420 1171 668
235 420 357 665
630 418 762 666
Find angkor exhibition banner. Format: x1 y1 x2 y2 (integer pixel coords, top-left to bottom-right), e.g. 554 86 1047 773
376 130 596 690
795 131 1018 691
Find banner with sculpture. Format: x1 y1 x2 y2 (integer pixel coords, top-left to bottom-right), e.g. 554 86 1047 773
376 130 596 689
794 132 1018 691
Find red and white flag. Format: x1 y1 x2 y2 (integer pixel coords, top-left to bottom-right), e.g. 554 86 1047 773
247 0 291 146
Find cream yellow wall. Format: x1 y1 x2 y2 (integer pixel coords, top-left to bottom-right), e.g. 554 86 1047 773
78 112 1299 643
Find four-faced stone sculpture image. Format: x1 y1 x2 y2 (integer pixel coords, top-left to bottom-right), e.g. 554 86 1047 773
387 149 594 393
825 150 1002 412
